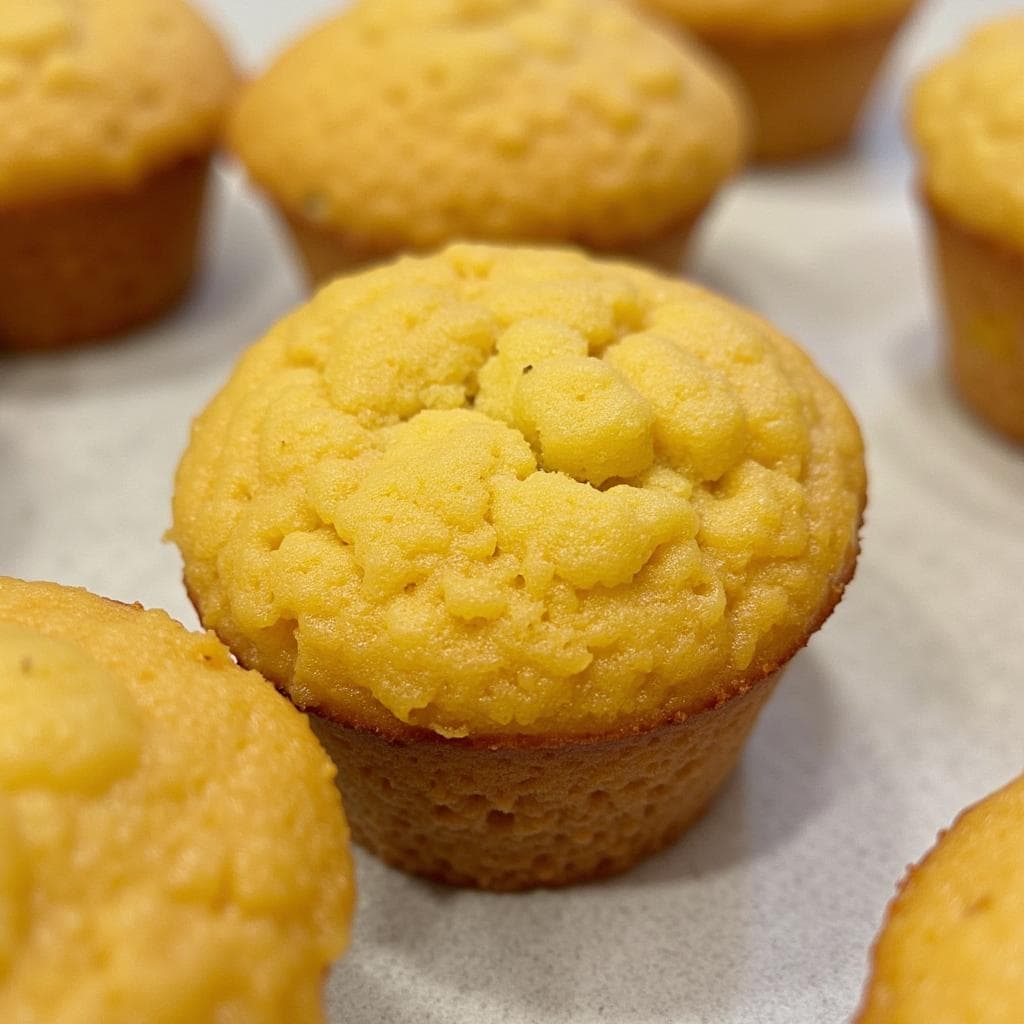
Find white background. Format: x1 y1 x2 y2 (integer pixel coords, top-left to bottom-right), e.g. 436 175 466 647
2 1 1022 1021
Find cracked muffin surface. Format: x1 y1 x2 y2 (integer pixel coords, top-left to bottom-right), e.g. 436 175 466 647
172 244 864 738
226 0 746 253
0 577 353 1024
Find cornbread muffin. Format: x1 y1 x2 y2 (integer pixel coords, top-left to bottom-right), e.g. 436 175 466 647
227 0 748 283
856 775 1024 1023
908 16 1024 444
0 0 234 350
172 243 865 889
632 0 918 160
0 577 354 1023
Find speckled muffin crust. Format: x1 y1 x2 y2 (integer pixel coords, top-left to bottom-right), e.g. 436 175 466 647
172 244 864 886
632 0 917 160
908 16 1024 443
857 774 1024 1023
227 0 747 280
0 577 353 1023
0 0 235 349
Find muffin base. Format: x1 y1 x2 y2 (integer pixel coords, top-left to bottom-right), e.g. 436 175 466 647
0 154 211 351
283 205 707 288
699 10 914 161
924 198 1024 444
309 671 780 891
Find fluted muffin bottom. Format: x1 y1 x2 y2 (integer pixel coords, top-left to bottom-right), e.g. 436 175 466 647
923 195 1024 444
310 672 780 891
699 10 914 161
0 154 210 351
283 203 710 287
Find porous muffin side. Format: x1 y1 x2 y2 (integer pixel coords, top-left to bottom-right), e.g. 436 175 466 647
227 0 747 273
310 672 782 889
0 577 353 1024
172 243 865 741
856 775 1024 1023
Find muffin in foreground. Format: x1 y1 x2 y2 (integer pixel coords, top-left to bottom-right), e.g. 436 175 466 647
0 0 234 351
172 243 865 890
632 0 918 160
908 16 1024 444
856 775 1024 1023
227 0 748 283
0 577 354 1023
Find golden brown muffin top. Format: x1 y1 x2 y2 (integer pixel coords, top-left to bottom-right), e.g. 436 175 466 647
857 775 1024 1024
0 577 353 1024
0 0 234 205
227 0 747 252
909 15 1024 252
173 245 864 740
633 0 916 38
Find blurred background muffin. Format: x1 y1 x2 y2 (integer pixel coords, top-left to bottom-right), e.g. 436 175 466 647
908 15 1024 444
0 577 354 1023
0 0 235 350
631 0 919 160
856 774 1024 1022
226 0 748 284
172 243 865 890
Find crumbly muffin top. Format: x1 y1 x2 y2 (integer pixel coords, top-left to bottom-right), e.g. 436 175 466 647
0 0 234 204
0 578 353 1024
227 0 746 252
910 16 1024 252
857 775 1024 1024
633 0 916 37
173 245 863 739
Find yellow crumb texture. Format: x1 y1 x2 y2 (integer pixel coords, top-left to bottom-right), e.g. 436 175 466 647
172 245 864 738
0 0 234 204
0 578 353 1024
910 15 1024 253
632 0 916 37
858 775 1024 1024
227 0 746 251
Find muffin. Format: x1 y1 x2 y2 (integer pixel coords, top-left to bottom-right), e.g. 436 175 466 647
908 16 1024 445
856 774 1024 1022
172 243 866 890
226 0 748 284
632 0 918 160
0 0 235 351
0 577 354 1023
